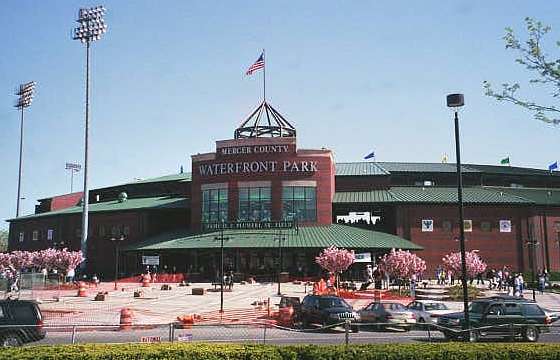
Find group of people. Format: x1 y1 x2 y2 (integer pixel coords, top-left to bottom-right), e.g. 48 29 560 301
435 265 551 298
361 264 390 290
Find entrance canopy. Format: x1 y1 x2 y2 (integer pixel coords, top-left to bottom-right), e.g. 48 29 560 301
124 224 422 251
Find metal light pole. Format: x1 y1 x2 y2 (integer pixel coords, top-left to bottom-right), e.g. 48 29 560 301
447 93 470 329
65 162 82 193
110 235 125 290
14 81 36 218
214 230 229 314
73 6 107 270
276 233 285 296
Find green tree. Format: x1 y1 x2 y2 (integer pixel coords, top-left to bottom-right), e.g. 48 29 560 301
0 229 8 252
484 17 560 125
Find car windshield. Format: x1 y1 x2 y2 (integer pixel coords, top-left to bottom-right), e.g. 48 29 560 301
318 298 350 309
468 302 487 314
424 303 448 311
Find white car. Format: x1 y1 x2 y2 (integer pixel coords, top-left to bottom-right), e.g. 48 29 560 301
406 301 454 324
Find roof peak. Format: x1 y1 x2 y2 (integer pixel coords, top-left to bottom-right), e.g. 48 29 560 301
234 101 296 139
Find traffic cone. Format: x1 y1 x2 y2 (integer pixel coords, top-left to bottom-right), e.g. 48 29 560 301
119 308 133 330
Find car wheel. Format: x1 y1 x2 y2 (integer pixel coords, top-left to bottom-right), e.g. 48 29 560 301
523 326 539 342
1 333 22 347
302 318 310 330
466 329 479 343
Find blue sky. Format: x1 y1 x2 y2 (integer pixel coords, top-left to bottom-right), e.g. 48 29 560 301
1 1 560 229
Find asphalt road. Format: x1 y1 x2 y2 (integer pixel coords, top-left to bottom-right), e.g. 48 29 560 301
30 325 560 346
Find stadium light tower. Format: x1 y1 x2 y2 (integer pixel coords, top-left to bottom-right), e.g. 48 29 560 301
14 81 36 217
73 5 107 269
446 93 470 332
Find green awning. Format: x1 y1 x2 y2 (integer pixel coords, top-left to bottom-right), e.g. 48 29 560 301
124 224 422 251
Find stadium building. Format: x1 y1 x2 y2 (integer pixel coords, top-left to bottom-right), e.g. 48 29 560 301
6 101 560 280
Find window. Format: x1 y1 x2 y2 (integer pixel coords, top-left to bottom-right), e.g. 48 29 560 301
202 188 228 223
282 186 316 222
523 304 544 316
47 229 54 241
480 221 492 232
421 219 434 232
75 228 81 238
238 187 271 221
504 303 522 316
0 306 4 319
442 220 453 232
123 226 130 236
32 230 39 241
18 232 24 242
555 221 560 231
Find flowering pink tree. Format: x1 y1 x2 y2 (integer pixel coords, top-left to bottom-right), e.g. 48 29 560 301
378 249 426 280
442 251 487 278
315 246 355 285
0 248 84 281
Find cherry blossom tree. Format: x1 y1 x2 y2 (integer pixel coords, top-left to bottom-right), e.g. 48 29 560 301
315 246 355 286
0 248 84 281
378 249 426 280
442 251 487 278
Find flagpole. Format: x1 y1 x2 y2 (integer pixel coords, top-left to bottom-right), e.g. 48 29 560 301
263 48 266 102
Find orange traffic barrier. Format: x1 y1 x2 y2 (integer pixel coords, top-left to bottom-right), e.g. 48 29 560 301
119 308 133 330
77 281 87 297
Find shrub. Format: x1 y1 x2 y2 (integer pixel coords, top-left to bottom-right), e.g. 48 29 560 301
2 343 560 360
446 284 482 300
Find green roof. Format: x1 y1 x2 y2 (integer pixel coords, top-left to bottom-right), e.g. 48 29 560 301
333 186 531 205
124 173 192 184
125 224 422 251
484 187 560 205
9 196 189 222
464 164 560 177
336 162 389 176
334 162 559 177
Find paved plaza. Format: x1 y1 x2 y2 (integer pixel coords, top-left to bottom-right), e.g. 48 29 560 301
9 280 560 326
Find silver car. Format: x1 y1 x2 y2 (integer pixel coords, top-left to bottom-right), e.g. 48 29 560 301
406 301 453 324
359 302 416 331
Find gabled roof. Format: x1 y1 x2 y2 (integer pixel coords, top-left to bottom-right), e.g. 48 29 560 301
333 186 531 205
8 196 189 222
125 173 192 184
484 187 560 205
124 224 422 251
336 162 389 176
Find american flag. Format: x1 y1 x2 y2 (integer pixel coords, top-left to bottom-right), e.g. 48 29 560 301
245 53 265 75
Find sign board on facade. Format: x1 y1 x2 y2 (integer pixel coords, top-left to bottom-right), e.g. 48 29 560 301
354 252 372 263
421 219 434 232
499 220 512 233
220 144 292 156
142 256 160 266
202 221 295 231
198 160 318 177
463 220 473 232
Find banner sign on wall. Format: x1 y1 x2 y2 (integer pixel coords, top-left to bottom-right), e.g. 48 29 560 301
354 252 372 263
142 256 160 266
463 220 473 232
499 220 512 233
421 219 434 232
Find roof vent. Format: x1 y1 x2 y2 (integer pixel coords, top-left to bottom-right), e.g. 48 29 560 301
118 192 128 203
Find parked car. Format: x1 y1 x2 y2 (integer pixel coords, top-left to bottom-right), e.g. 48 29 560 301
0 299 46 347
407 301 454 324
437 297 552 342
359 302 416 331
298 295 360 332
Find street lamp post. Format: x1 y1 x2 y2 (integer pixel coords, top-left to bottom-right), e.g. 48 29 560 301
446 93 470 330
73 5 107 271
13 81 36 218
214 230 229 314
525 238 539 301
110 235 125 290
276 233 286 296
